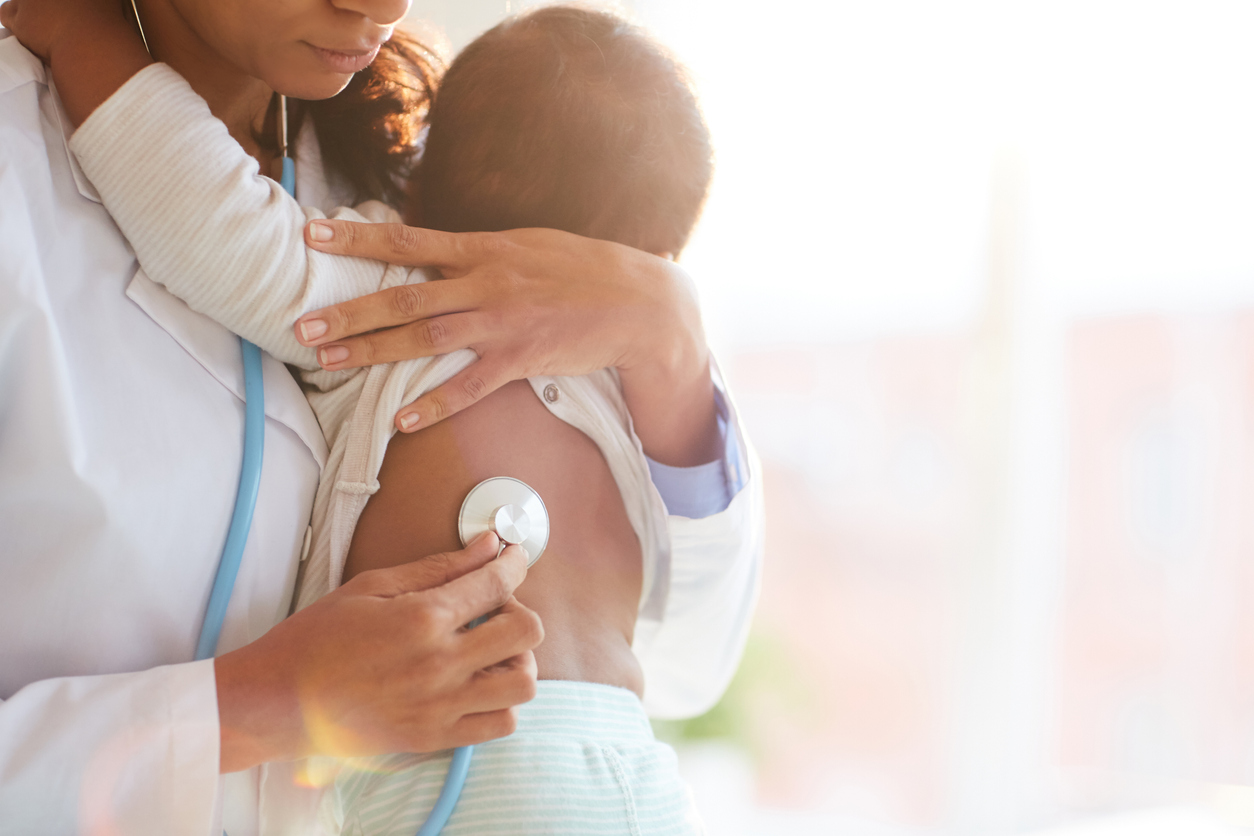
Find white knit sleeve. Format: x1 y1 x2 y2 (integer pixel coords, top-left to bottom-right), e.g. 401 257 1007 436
68 63 409 370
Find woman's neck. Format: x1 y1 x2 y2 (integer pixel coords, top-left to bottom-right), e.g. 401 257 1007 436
133 0 276 169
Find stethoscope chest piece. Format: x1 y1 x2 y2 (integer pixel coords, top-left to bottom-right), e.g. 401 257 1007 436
458 477 549 567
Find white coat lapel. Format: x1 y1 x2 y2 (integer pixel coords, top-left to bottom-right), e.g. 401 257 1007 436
126 270 330 469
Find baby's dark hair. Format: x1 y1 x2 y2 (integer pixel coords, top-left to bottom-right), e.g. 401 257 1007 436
411 5 713 256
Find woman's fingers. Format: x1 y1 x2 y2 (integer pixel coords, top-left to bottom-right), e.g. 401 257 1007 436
347 531 502 598
305 220 488 270
394 355 516 432
449 649 543 746
434 543 531 627
449 648 543 744
445 708 522 749
294 280 484 347
462 599 545 671
459 651 539 710
310 311 487 369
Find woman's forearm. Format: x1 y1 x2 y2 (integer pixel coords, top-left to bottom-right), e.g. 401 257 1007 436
614 262 722 467
619 359 721 467
215 649 298 772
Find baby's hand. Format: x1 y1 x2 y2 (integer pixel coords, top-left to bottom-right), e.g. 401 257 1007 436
1 0 136 64
2 0 151 126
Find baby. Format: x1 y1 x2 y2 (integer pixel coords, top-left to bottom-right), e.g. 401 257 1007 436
20 4 760 834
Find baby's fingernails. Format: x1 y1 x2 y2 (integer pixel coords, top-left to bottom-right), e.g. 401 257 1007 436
299 318 328 342
308 221 334 242
398 412 420 431
318 345 350 366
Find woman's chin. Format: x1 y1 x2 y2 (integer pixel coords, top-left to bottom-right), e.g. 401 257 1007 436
256 52 361 101
271 71 357 102
264 42 383 101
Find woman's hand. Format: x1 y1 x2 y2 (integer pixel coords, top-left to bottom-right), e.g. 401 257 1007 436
214 532 543 772
295 222 723 466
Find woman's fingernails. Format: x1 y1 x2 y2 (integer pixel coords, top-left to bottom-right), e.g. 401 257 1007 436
308 221 334 242
299 318 328 342
318 345 350 366
398 412 420 431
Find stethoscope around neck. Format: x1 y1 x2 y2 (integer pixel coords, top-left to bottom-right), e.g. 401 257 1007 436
191 97 292 663
179 69 545 831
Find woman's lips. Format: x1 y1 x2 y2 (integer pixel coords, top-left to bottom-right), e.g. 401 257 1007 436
309 43 381 74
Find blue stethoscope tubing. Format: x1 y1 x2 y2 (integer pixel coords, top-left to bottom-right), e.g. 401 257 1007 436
193 338 265 662
192 163 290 662
194 154 291 662
416 745 474 836
194 144 470 835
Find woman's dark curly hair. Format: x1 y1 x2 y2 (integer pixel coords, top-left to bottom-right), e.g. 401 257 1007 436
259 29 442 208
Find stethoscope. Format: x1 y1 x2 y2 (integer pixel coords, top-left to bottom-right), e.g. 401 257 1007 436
421 476 549 835
191 100 290 663
166 41 551 825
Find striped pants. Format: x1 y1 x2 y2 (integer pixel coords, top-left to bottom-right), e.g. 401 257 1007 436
322 681 706 836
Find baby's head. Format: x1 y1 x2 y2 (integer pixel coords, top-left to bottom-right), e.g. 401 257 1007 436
409 5 713 257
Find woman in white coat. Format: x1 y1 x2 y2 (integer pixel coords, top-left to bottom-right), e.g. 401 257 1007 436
0 0 763 833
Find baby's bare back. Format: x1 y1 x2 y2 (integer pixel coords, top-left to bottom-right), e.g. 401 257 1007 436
344 380 645 696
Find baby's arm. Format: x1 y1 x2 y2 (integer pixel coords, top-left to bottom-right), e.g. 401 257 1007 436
41 14 402 369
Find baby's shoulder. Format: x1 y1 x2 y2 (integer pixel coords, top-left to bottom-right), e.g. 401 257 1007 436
345 199 404 225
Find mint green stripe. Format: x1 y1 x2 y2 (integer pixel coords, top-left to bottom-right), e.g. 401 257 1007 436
332 679 701 836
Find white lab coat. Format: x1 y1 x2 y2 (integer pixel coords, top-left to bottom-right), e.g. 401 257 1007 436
0 33 764 835
0 33 324 836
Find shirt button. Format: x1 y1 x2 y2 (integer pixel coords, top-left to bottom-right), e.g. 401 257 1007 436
543 383 560 403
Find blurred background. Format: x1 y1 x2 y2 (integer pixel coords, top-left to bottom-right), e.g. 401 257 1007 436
412 2 1254 833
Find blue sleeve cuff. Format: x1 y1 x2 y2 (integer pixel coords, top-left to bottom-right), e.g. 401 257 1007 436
645 387 746 519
